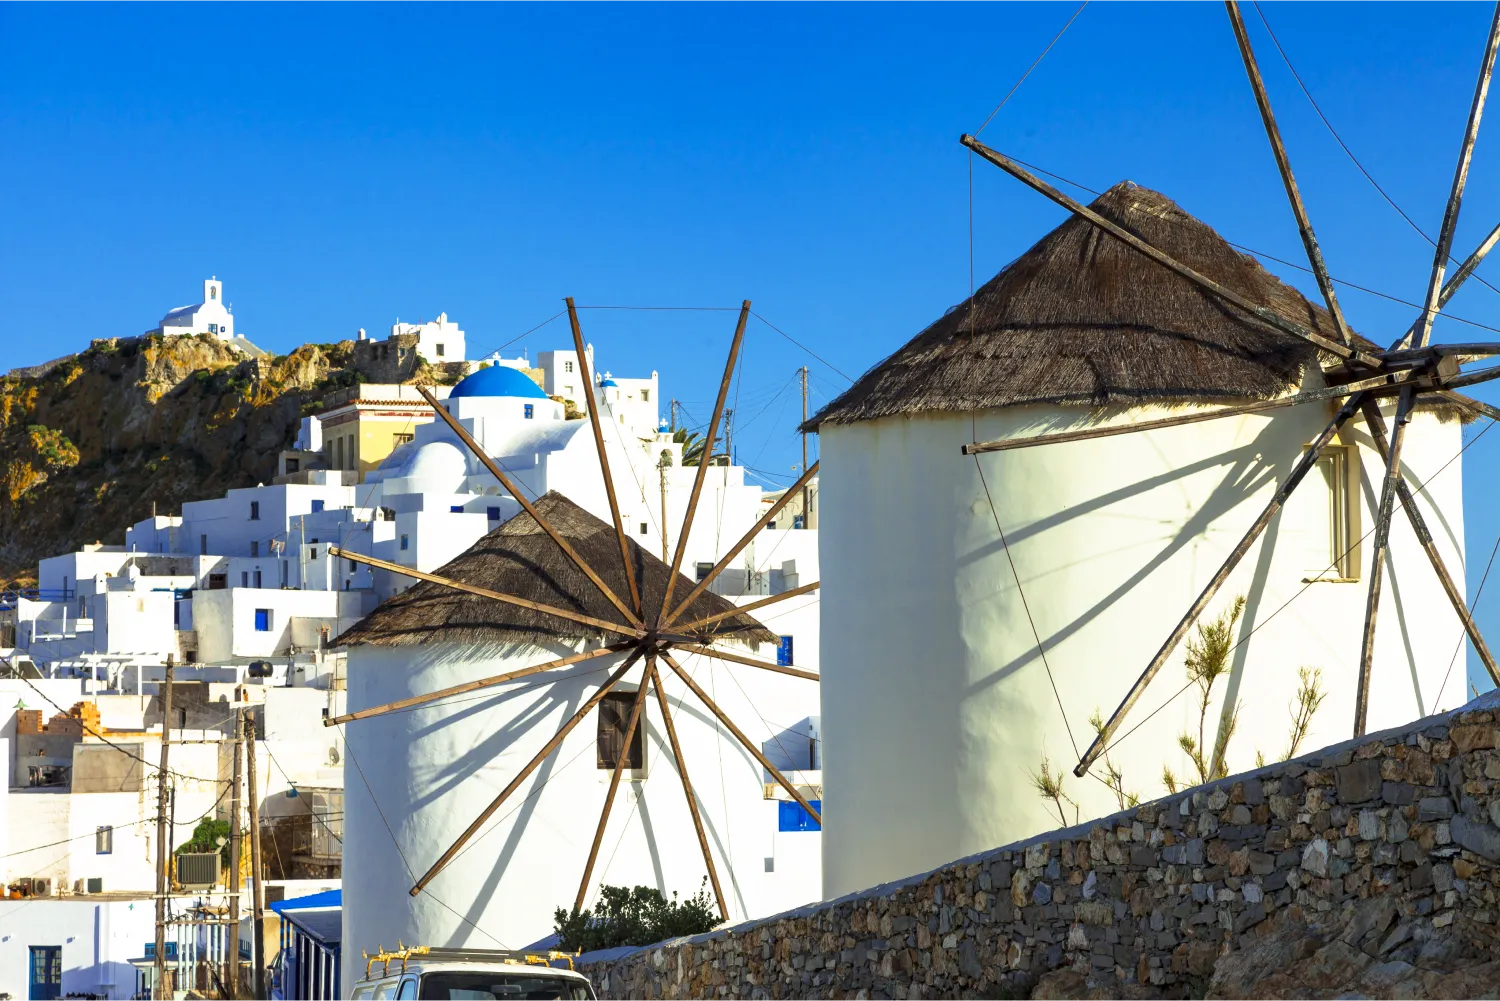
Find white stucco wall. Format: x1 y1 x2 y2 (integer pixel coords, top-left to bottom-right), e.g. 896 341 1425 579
342 639 822 997
818 399 1468 899
0 898 156 999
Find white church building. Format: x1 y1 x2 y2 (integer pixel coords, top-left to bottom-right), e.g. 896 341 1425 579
155 277 236 340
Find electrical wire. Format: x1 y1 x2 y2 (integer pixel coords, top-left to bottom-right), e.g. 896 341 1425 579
973 1 1090 136
1250 1 1500 301
1092 415 1497 763
1434 531 1500 708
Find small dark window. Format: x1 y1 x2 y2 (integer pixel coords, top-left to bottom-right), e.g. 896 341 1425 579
695 562 713 582
400 535 409 551
254 570 262 588
240 571 249 588
640 522 648 535
250 541 259 557
450 505 464 514
435 343 445 357
597 692 643 770
311 499 325 513
286 458 299 473
200 534 208 556
96 825 113 854
486 506 501 520
249 501 260 521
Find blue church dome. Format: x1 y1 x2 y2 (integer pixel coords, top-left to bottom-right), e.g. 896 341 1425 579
448 366 549 399
599 378 618 388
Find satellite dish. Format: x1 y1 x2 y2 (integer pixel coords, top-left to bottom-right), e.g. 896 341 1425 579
327 746 341 766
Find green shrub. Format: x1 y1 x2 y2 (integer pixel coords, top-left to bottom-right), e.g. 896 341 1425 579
553 881 720 953
176 818 231 863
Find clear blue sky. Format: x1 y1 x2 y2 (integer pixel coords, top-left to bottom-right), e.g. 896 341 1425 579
3 2 1500 690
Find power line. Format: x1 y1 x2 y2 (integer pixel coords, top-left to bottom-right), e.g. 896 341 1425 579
749 312 854 384
973 1 1090 136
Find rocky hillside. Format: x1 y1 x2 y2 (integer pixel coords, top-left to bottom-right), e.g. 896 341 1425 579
0 333 458 583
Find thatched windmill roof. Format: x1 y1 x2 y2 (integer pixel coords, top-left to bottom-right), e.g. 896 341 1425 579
336 492 777 649
809 181 1388 428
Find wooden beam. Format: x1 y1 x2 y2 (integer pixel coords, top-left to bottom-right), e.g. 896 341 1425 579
675 643 820 682
1359 398 1500 686
1354 389 1418 736
1407 3 1500 351
327 546 642 640
325 643 634 725
659 303 751 623
1226 1 1353 345
678 581 822 634
1437 390 1500 423
567 297 642 617
963 371 1426 455
575 658 652 913
1381 342 1500 366
1075 392 1368 777
646 658 728 920
661 461 820 627
661 651 821 826
417 385 643 628
1389 223 1500 352
960 134 1382 369
409 650 645 897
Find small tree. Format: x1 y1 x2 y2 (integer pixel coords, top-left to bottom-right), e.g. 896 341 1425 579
1282 666 1328 761
176 818 231 864
1088 708 1139 810
1177 595 1245 787
554 881 720 953
1030 758 1079 827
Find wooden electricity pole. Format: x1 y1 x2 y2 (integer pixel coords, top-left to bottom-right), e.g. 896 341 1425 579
228 711 244 999
723 409 733 466
153 659 175 1000
247 716 266 1000
799 367 810 528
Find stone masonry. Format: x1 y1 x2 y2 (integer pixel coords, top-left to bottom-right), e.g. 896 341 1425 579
579 697 1500 998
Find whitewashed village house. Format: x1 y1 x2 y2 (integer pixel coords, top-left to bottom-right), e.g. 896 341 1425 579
811 182 1476 899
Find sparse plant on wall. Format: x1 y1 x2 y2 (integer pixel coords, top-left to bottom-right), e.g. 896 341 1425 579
1177 594 1245 787
1282 666 1328 761
1030 757 1079 827
1088 708 1139 810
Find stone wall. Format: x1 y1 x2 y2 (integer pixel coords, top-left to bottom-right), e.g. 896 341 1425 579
580 698 1500 998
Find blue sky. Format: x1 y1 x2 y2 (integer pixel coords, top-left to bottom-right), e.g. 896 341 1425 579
3 2 1500 688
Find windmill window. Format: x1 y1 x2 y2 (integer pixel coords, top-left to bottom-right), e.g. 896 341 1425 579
695 562 714 582
597 692 644 770
640 522 649 535
1294 445 1356 580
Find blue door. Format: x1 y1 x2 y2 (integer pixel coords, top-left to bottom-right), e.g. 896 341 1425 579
29 945 61 1000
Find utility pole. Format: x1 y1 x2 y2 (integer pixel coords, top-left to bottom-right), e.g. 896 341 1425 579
723 409 733 466
153 658 175 1001
247 716 266 1001
669 399 678 433
228 711 244 999
799 367 810 529
657 455 670 561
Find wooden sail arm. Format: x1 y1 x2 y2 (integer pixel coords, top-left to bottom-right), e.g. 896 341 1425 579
1404 2 1500 351
660 651 821 826
961 134 1383 370
1226 1 1354 346
325 643 635 726
963 370 1430 456
575 663 654 913
678 581 821 634
1358 398 1500 686
1075 392 1368 777
1354 388 1418 735
416 385 643 628
660 462 820 628
675 643 820 682
327 546 642 640
660 303 751 620
646 658 728 919
567 297 642 616
409 650 646 897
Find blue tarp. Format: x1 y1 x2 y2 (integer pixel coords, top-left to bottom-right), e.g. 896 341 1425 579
270 889 341 914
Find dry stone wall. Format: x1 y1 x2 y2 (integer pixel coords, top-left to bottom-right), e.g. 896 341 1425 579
580 698 1500 998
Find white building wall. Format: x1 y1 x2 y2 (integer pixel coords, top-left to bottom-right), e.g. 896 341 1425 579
191 589 364 663
0 898 157 1000
343 639 822 994
818 400 1467 899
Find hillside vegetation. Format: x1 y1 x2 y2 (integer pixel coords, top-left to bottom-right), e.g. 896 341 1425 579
0 333 453 583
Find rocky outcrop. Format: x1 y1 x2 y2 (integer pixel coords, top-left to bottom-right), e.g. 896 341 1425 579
0 332 462 582
580 696 1500 998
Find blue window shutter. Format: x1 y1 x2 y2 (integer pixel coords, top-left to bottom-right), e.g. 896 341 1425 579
487 507 501 520
778 799 821 832
450 505 464 513
254 609 270 632
311 499 325 513
777 636 794 666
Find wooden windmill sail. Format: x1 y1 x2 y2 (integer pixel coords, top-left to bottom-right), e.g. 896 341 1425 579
324 299 821 919
956 1 1500 780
